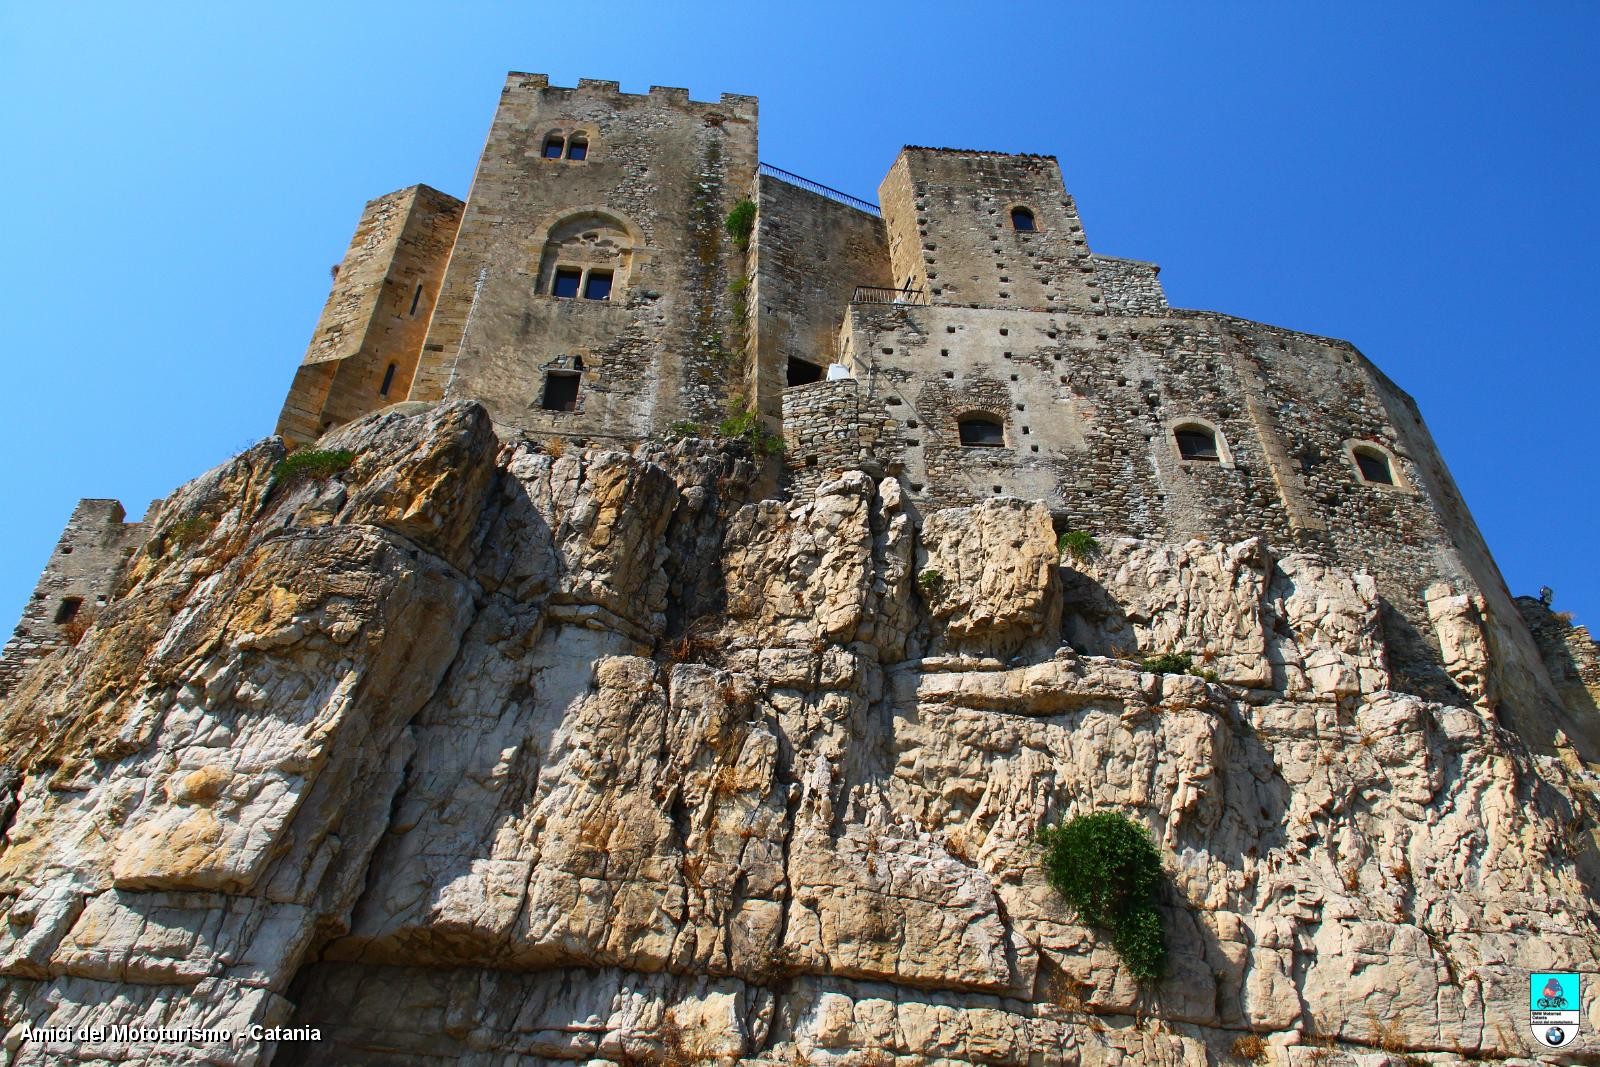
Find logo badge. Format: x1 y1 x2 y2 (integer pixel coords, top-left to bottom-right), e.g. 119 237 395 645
1529 972 1581 1048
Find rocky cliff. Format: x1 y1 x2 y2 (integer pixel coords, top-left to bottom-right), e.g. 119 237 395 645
2 402 1598 1065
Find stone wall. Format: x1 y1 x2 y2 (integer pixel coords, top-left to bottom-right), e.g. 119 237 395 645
276 185 462 444
1093 254 1168 314
780 378 889 499
0 499 144 699
407 74 758 443
748 175 891 423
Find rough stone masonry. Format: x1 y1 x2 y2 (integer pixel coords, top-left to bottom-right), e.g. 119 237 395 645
3 72 1600 1065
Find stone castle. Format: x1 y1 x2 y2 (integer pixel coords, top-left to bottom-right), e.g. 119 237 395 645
3 73 1600 1065
6 71 1593 708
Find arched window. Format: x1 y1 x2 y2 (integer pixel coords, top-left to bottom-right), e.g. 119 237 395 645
542 134 565 159
566 134 589 161
1174 424 1220 461
958 414 1005 447
1352 445 1395 485
538 211 638 302
1010 207 1036 232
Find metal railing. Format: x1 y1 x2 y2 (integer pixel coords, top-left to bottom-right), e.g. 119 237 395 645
851 285 928 305
758 163 880 216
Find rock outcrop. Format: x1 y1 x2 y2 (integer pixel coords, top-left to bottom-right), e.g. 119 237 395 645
2 402 1598 1065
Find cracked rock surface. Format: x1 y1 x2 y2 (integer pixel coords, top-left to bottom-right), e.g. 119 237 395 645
2 401 1598 1065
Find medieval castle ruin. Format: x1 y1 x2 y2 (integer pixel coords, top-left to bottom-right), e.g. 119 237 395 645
7 71 1593 707
5 72 1600 1064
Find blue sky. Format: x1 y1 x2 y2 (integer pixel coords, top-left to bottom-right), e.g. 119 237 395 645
2 2 1596 627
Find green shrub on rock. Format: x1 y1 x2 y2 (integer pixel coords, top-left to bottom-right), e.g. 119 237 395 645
272 448 356 485
1038 811 1167 981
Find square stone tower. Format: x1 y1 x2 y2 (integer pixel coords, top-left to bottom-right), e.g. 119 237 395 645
406 74 759 440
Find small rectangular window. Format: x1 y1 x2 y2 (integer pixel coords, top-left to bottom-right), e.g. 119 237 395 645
409 283 423 316
54 597 82 624
541 372 580 412
583 270 613 301
552 268 582 298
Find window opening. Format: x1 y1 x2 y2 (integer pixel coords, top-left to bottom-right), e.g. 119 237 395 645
1010 207 1036 232
959 415 1005 447
54 597 82 624
787 358 824 386
566 135 588 161
1354 448 1395 485
409 282 423 316
582 270 613 300
380 362 397 397
541 372 580 412
552 268 582 299
1175 426 1219 461
542 135 565 159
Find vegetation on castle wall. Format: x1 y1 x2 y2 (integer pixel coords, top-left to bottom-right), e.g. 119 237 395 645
272 448 356 486
1038 811 1167 981
718 407 783 456
724 199 756 250
1057 530 1102 563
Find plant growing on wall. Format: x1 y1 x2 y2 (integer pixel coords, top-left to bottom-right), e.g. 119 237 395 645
724 199 756 250
1037 811 1167 981
717 408 783 456
1057 530 1102 563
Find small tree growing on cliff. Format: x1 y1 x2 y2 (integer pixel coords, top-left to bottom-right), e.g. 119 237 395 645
1038 811 1167 981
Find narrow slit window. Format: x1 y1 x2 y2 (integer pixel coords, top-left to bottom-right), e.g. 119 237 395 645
409 283 423 316
787 358 824 386
566 135 588 161
54 597 82 624
582 270 613 301
1354 447 1395 485
958 415 1005 448
551 268 582 298
541 372 580 412
380 362 397 397
542 135 565 159
1175 426 1220 461
1010 207 1036 232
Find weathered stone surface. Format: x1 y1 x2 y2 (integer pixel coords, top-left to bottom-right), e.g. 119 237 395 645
3 403 1599 1064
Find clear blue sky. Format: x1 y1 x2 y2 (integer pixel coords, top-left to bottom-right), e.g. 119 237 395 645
2 3 1596 627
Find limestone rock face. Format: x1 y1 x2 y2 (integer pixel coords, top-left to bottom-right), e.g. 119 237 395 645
2 401 1599 1066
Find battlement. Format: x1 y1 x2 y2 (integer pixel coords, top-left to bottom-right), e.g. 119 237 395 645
500 71 758 115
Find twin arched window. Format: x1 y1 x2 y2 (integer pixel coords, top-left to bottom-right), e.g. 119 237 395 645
539 212 635 301
541 132 590 161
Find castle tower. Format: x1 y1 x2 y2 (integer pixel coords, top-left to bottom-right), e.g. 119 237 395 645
276 185 463 445
878 148 1103 313
406 74 760 441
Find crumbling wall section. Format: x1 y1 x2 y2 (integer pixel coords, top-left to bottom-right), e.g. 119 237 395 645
0 499 145 699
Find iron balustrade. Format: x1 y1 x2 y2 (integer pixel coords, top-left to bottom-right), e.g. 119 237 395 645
851 285 929 305
758 163 881 216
